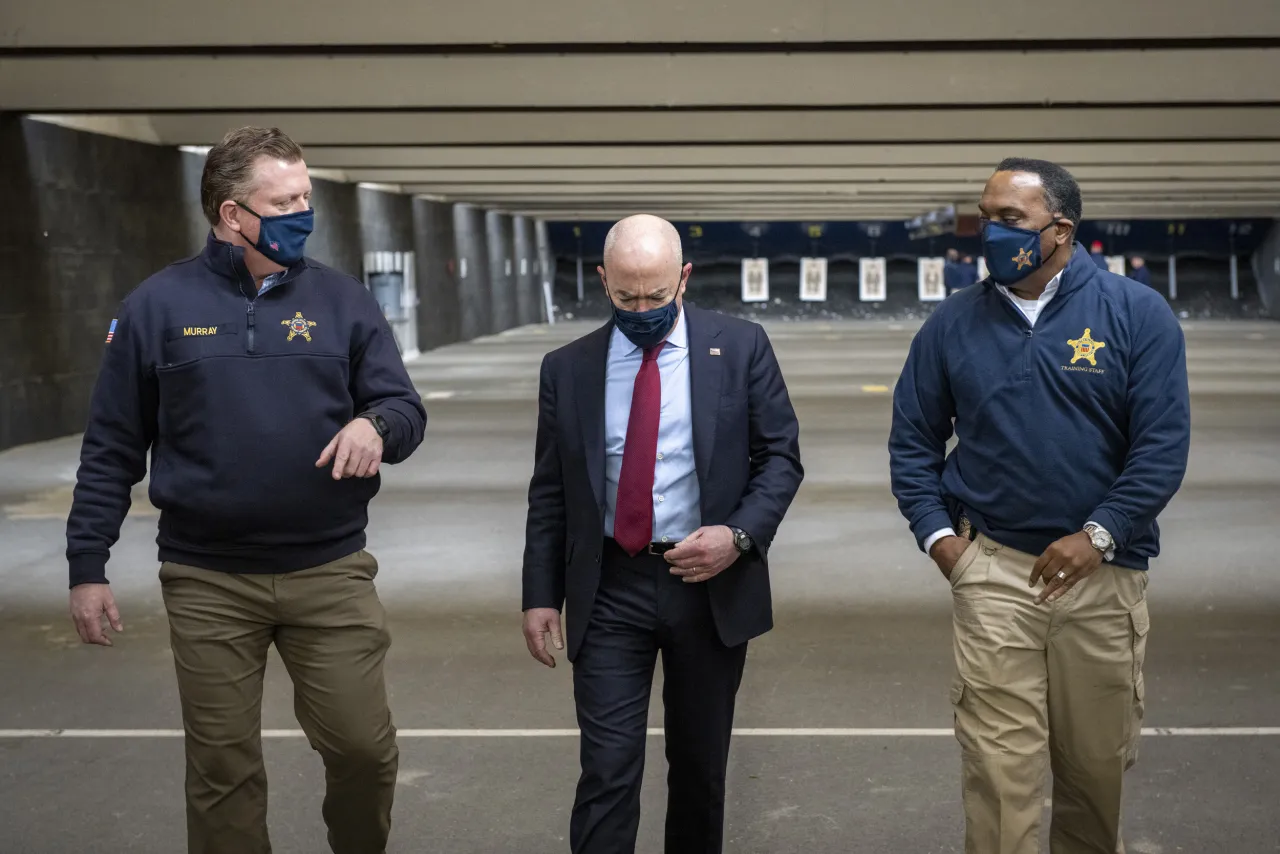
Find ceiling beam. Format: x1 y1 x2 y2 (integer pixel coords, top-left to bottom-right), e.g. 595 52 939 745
5 0 1279 46
4 50 1278 111
297 141 1280 169
346 164 1280 183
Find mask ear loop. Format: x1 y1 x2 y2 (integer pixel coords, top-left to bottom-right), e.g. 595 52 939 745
1039 216 1069 264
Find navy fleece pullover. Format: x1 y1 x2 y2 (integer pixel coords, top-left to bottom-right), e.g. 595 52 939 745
890 244 1190 570
66 232 427 586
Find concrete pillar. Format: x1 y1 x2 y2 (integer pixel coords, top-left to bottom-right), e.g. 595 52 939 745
1167 255 1178 301
412 198 462 350
513 216 539 327
454 204 492 340
305 178 362 277
486 212 517 333
357 187 416 356
535 219 556 323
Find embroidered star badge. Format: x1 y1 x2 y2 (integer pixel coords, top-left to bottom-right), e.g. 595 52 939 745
1067 328 1107 366
1012 248 1035 270
282 311 317 342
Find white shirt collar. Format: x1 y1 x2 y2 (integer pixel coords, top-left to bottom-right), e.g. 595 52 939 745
997 270 1063 303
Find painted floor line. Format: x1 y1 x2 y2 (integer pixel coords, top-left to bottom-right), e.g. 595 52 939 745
0 727 1277 738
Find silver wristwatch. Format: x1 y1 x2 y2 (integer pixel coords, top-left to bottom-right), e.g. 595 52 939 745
1083 522 1114 555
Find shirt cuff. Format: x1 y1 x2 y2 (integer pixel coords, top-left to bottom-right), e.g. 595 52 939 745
1085 520 1117 561
923 528 957 555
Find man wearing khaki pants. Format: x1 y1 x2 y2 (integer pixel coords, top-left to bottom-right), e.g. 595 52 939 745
890 158 1190 853
65 126 427 853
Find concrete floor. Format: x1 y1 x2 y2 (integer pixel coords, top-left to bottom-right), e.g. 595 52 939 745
1 318 1278 853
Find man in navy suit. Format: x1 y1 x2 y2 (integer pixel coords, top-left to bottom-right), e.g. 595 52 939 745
521 214 803 854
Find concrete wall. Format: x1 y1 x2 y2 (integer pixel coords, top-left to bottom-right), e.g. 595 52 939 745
454 205 492 340
0 115 200 451
1253 220 1280 316
0 118 539 452
307 179 363 277
358 186 413 254
413 198 463 349
486 211 517 333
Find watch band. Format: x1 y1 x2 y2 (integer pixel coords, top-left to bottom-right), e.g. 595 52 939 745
358 412 389 440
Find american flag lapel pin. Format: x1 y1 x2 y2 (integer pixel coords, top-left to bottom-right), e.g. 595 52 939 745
710 347 721 356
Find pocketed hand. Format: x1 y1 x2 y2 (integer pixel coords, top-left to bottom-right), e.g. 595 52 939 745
316 418 384 480
930 536 971 582
665 526 740 584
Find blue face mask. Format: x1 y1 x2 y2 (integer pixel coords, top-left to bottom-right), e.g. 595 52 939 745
610 286 681 350
981 217 1063 286
237 203 314 267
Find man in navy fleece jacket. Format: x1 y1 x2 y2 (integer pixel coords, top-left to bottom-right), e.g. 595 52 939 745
890 158 1189 854
65 126 426 854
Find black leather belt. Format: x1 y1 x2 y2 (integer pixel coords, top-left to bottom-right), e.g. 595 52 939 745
604 538 678 557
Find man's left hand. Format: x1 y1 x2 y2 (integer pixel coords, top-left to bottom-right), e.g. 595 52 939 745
316 418 384 480
666 526 741 584
1030 531 1104 605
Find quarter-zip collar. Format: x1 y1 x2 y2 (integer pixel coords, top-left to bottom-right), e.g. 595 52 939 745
982 242 1100 329
200 230 308 300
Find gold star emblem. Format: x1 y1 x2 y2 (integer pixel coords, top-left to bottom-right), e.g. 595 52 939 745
1012 248 1035 270
1067 328 1107 366
282 311 317 342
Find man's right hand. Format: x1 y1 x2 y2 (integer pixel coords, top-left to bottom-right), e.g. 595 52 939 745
69 583 124 646
522 608 564 668
929 536 972 582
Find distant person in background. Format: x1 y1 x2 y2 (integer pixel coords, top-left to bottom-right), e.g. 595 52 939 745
944 248 962 293
959 254 980 288
1130 255 1152 287
1090 240 1109 270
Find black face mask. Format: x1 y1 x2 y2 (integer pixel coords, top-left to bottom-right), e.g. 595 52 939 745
607 281 682 350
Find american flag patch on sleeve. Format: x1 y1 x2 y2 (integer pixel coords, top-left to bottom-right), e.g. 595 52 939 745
105 319 118 344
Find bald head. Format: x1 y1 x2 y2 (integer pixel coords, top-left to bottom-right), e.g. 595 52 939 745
598 214 691 313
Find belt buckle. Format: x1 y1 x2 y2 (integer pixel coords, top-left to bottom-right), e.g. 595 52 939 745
647 543 662 555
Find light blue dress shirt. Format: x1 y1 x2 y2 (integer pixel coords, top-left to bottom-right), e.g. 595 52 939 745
257 272 283 296
603 310 702 544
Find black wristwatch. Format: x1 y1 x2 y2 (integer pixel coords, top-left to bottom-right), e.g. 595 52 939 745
357 412 390 441
729 526 754 554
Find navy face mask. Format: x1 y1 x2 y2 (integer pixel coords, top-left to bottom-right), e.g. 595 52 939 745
237 203 314 267
609 284 681 350
981 217 1063 286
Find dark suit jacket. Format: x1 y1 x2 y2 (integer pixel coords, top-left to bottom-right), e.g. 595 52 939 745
521 304 804 661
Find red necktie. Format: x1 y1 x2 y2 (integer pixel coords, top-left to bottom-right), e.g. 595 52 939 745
613 343 666 556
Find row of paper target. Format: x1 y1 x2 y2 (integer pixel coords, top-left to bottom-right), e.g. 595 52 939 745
740 257 970 303
739 256 1131 302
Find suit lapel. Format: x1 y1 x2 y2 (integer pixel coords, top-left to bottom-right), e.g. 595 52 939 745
686 306 724 490
576 320 613 514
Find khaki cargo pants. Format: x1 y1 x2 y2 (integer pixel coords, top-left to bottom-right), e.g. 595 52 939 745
949 534 1149 854
159 550 398 854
